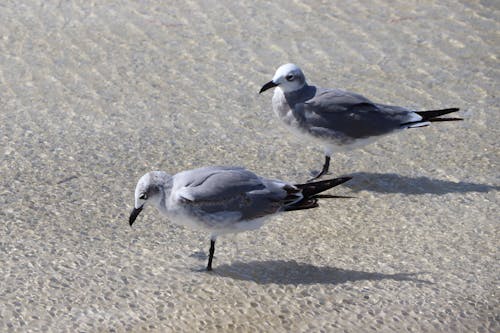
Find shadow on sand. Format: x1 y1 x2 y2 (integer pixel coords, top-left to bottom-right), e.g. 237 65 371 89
340 172 499 195
211 260 431 285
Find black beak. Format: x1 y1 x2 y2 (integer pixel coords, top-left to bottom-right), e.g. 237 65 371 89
129 206 143 226
259 80 278 94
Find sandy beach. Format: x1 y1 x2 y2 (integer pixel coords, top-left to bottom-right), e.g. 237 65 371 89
0 0 498 331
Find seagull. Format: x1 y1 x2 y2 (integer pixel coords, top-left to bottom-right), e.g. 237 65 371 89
128 166 351 271
259 63 462 180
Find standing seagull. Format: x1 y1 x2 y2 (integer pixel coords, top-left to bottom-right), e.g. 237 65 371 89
129 166 351 271
259 63 462 180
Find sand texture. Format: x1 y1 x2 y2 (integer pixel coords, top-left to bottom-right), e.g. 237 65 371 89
0 0 499 332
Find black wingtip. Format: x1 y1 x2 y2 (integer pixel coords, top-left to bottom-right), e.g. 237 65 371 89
427 117 463 122
415 108 461 121
307 176 352 188
295 176 352 198
331 176 352 186
284 177 353 212
313 194 356 199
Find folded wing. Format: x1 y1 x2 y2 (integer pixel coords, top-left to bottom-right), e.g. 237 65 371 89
299 88 419 139
174 167 295 221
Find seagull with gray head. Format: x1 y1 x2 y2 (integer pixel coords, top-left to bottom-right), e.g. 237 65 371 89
260 63 462 180
129 166 351 271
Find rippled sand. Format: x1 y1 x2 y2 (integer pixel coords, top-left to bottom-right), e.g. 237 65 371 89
0 1 498 332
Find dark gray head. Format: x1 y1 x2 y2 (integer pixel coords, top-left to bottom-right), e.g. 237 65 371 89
129 171 171 226
259 63 307 94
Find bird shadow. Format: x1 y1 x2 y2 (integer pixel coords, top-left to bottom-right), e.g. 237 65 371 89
210 260 431 285
339 172 499 195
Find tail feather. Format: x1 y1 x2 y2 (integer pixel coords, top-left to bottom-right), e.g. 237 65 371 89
284 177 351 212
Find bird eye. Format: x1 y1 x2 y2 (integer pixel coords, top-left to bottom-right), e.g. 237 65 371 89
286 74 295 81
139 193 148 200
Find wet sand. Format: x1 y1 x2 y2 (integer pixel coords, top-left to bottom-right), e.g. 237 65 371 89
0 1 498 331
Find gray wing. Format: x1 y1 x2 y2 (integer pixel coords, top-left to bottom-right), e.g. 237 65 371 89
174 167 292 221
298 88 417 139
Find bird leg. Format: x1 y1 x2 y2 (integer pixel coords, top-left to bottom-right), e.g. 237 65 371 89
308 155 331 182
207 239 216 271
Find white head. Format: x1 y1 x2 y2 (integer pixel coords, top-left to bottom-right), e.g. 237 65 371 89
129 171 171 226
259 63 307 94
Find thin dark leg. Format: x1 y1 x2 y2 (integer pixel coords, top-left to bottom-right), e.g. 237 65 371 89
207 239 216 271
308 155 331 182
